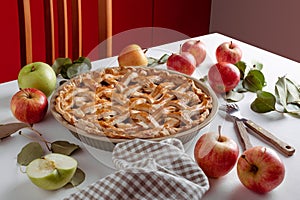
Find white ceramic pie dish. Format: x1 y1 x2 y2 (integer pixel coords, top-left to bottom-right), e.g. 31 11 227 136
50 67 219 151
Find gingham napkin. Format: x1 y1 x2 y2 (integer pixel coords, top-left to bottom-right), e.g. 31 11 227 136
65 138 209 200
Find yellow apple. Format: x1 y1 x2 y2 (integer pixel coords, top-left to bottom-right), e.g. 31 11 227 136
117 44 148 67
26 153 77 190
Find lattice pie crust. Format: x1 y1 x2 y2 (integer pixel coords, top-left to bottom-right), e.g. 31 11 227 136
54 66 213 139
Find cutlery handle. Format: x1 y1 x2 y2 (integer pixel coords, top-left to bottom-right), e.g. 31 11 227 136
234 120 253 151
244 120 295 156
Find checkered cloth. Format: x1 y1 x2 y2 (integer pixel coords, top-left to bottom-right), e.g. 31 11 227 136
65 138 209 200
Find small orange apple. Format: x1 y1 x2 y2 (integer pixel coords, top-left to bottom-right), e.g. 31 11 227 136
117 44 148 67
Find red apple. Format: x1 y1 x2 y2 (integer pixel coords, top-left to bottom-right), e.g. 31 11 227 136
207 62 240 93
194 126 239 178
166 52 196 75
216 41 242 64
181 40 206 66
237 146 285 194
10 88 48 124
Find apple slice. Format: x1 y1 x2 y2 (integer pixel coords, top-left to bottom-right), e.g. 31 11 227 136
26 153 77 190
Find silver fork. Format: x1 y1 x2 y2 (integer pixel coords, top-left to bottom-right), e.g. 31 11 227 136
221 103 295 156
221 103 253 151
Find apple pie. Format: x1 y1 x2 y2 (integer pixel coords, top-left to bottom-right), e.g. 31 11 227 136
53 66 213 139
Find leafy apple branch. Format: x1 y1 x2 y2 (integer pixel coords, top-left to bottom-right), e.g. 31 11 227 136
213 61 300 116
251 76 300 116
147 54 170 67
52 57 92 80
0 122 86 187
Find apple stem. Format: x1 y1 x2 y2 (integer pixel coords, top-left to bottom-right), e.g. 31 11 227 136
20 88 30 98
217 125 223 142
20 126 51 151
229 41 233 49
30 126 51 151
19 130 40 143
241 155 258 174
21 89 34 99
30 65 36 72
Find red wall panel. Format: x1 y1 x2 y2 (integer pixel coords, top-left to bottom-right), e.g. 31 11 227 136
111 0 153 56
30 0 46 63
1 1 21 83
153 0 211 44
0 0 211 83
82 0 99 57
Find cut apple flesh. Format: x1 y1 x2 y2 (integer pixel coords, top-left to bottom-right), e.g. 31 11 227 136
27 158 56 177
26 153 77 190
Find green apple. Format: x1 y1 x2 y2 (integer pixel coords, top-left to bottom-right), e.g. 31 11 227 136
26 153 77 190
18 62 57 97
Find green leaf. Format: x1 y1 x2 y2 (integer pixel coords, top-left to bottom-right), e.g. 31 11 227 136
285 104 300 115
52 57 92 79
73 56 86 63
67 63 91 79
0 122 29 139
275 76 288 109
147 54 170 67
147 57 158 67
74 57 92 69
17 142 44 166
243 69 265 92
233 80 248 93
285 78 300 104
69 168 85 187
60 63 73 79
276 76 300 103
51 141 80 156
224 90 244 102
275 76 300 114
243 75 262 92
235 61 247 79
250 90 276 113
52 58 72 75
252 62 263 70
157 54 169 64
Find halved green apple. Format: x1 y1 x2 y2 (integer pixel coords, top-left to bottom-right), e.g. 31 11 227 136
26 153 77 190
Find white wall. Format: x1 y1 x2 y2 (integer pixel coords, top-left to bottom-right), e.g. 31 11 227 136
209 0 300 62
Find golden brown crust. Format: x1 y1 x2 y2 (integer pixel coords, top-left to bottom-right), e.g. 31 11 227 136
54 66 213 139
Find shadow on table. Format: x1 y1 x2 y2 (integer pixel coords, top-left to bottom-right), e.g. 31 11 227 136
3 180 76 200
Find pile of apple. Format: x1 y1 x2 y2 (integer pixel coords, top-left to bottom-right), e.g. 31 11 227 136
199 42 286 193
194 126 285 194
207 41 242 94
11 62 57 125
166 40 207 75
117 40 207 76
10 62 84 190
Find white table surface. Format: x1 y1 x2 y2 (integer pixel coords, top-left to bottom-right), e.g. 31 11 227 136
1 33 300 200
